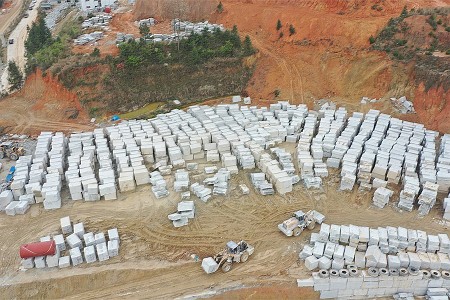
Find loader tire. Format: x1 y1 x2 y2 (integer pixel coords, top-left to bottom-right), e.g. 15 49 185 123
293 227 302 237
0 151 4 159
241 251 249 263
307 221 316 230
9 153 18 161
222 262 232 272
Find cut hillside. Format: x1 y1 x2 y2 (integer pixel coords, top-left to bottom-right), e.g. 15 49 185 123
198 0 450 130
0 69 93 135
52 28 256 117
371 7 450 131
134 0 217 21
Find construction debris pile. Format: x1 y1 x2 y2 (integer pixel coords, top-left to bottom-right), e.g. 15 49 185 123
172 19 224 34
137 18 156 27
81 14 112 30
390 96 415 114
44 2 70 30
130 20 226 44
74 31 104 45
21 216 120 269
116 32 135 44
298 222 450 299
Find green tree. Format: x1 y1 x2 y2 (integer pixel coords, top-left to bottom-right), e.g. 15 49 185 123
289 24 296 36
189 47 203 65
400 6 408 18
91 47 101 57
25 17 53 56
139 23 150 37
276 19 282 31
217 1 223 13
243 35 255 56
369 36 376 44
279 31 284 39
126 55 143 68
7 61 23 92
218 40 234 57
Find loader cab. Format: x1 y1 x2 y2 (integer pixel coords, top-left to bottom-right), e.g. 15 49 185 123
293 210 306 222
226 241 239 254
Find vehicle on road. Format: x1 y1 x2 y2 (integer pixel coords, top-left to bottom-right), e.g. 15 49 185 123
8 39 14 44
24 13 29 18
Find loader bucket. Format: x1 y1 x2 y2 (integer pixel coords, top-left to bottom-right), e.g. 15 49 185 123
202 257 219 274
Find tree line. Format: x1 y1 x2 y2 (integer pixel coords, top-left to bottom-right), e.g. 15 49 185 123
118 25 256 68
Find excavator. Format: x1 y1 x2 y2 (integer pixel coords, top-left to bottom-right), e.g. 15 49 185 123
278 210 325 237
202 240 254 274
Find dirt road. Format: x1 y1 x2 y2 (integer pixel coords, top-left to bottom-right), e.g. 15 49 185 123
1 0 44 92
0 0 24 39
0 149 447 298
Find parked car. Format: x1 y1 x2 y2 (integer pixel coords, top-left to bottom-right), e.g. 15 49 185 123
24 13 29 18
8 39 14 44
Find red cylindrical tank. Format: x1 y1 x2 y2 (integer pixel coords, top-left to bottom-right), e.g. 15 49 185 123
104 7 111 13
20 241 56 258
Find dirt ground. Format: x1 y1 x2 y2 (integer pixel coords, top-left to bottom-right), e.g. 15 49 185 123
0 69 93 135
0 0 449 298
0 142 448 299
208 0 450 131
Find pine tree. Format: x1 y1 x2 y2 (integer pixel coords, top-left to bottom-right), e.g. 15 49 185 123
243 35 255 56
289 24 296 36
139 23 150 37
25 18 52 56
8 61 23 92
276 19 282 31
217 1 223 13
91 48 101 57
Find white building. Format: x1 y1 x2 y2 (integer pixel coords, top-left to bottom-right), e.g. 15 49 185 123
80 0 116 11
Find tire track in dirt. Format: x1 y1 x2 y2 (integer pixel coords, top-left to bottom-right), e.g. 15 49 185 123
245 33 295 102
1 146 449 299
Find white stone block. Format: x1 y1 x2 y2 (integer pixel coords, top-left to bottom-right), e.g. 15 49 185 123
58 256 71 268
96 242 110 262
84 245 97 263
305 255 319 270
70 247 83 266
60 216 72 234
66 233 82 249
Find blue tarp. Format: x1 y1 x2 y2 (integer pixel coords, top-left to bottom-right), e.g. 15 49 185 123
111 115 120 121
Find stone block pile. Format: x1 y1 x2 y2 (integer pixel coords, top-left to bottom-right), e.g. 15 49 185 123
299 222 450 298
190 182 212 202
3 100 450 219
417 181 439 216
21 216 120 270
150 171 169 198
168 200 195 227
212 168 230 196
372 187 394 208
444 196 450 221
250 172 274 195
